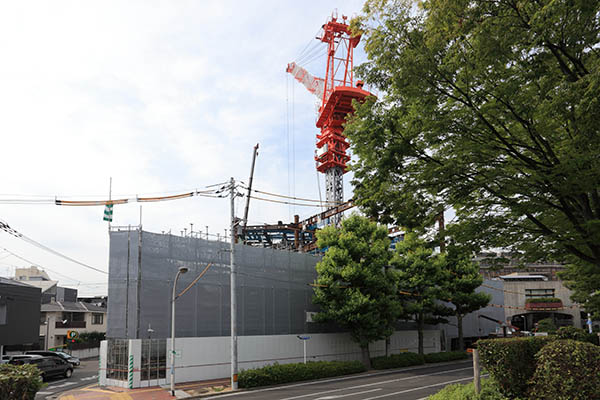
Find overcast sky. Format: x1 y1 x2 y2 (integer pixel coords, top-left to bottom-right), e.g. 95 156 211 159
0 1 369 295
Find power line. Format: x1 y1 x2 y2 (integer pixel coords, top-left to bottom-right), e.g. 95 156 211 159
0 220 107 275
238 185 340 205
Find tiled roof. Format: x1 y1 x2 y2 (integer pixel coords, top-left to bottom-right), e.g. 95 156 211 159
41 301 106 313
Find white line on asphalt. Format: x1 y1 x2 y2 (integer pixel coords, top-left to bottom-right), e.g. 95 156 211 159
36 392 52 395
278 367 473 400
204 362 472 400
361 373 489 400
315 388 382 399
361 376 473 399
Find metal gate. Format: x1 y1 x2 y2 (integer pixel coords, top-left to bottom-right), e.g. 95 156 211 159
106 339 129 381
141 339 167 387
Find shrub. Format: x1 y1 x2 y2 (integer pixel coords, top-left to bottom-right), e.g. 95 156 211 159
536 317 557 333
423 351 468 363
556 326 599 345
427 378 513 400
237 360 366 388
477 336 553 398
528 339 600 400
524 297 561 304
0 364 45 400
371 352 425 369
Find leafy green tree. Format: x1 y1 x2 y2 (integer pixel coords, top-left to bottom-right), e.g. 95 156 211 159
439 245 491 350
346 1 600 297
559 260 600 318
536 317 558 333
391 233 453 354
313 215 403 368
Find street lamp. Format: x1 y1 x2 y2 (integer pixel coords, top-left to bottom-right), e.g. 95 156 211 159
170 266 188 396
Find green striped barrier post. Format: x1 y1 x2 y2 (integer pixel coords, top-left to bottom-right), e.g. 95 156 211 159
128 354 134 389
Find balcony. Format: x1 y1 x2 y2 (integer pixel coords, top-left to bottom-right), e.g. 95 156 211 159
55 320 86 329
525 297 563 311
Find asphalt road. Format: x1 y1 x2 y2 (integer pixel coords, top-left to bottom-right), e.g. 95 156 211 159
206 360 475 400
36 358 99 400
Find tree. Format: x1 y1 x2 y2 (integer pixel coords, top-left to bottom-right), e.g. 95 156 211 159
391 233 453 354
313 215 402 368
559 260 600 318
439 245 491 350
346 1 600 292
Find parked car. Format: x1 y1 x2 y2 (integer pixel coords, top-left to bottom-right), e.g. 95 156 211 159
0 354 40 364
25 350 80 367
9 356 73 380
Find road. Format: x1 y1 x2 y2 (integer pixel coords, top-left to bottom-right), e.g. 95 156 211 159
206 360 475 400
36 358 99 400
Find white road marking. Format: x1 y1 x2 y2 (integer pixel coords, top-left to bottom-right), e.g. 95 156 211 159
361 373 489 400
316 388 382 399
47 381 77 389
279 367 473 400
361 377 473 399
204 362 472 399
36 391 53 395
80 375 98 381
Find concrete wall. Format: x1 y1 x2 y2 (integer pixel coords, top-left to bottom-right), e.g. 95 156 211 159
503 280 582 327
100 330 441 388
71 347 100 359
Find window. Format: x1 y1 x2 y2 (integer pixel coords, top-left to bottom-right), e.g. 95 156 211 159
525 288 555 298
92 313 103 325
0 301 6 325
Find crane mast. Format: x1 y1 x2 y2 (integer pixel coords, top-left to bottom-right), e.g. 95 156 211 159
287 14 371 226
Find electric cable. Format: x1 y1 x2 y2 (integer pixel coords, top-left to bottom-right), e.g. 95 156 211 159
247 195 331 208
238 185 340 206
0 220 107 275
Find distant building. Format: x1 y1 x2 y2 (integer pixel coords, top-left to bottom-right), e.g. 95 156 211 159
41 300 107 350
0 278 41 354
13 266 107 350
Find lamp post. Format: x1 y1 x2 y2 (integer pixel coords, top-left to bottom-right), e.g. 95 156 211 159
170 266 188 397
45 317 50 350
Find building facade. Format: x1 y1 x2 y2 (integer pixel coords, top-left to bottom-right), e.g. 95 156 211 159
40 300 107 350
0 278 41 353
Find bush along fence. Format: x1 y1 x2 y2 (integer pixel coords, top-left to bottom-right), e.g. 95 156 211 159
238 360 366 388
239 351 470 388
371 351 468 370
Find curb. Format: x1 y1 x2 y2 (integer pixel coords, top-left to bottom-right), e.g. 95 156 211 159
186 358 472 399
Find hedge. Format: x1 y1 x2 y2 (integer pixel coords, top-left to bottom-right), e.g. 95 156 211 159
524 297 561 304
423 351 468 363
0 364 45 400
528 339 600 400
427 377 513 400
371 352 425 369
237 360 366 388
556 326 599 345
477 336 553 398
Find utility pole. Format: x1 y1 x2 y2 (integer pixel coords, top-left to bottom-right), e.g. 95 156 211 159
242 144 259 236
229 177 238 390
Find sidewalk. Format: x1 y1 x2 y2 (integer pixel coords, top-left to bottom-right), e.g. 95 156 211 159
56 378 231 400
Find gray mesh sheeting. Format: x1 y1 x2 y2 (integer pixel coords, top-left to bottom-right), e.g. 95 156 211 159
107 229 329 339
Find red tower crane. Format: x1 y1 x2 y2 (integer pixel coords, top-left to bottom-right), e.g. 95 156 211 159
287 13 371 226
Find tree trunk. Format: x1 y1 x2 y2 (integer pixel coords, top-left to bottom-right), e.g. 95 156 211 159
457 313 464 351
417 312 424 355
361 345 372 369
385 336 391 357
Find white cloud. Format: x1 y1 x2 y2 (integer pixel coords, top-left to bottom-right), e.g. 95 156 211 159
0 0 366 295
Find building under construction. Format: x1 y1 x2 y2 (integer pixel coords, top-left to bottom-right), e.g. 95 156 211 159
107 227 339 339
